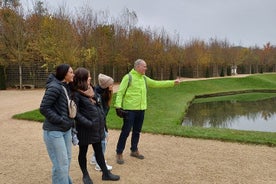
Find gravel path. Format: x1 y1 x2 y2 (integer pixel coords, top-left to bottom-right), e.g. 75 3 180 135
0 80 275 184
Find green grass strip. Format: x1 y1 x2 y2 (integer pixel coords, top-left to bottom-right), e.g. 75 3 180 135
13 73 276 147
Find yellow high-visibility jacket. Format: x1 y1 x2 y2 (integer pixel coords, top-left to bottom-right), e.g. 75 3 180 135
115 69 175 110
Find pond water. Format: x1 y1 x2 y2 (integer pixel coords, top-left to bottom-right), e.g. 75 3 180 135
182 97 276 132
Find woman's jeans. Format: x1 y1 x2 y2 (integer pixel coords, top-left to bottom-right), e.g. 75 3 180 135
116 110 145 154
43 129 73 184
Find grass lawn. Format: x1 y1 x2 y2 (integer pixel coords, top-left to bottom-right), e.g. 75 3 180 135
13 73 276 146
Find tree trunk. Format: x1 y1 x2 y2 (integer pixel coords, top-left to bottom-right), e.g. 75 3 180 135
19 64 22 90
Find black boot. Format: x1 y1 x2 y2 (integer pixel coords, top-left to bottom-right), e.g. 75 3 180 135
102 171 120 181
83 173 93 184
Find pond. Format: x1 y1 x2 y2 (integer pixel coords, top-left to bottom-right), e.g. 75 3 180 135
182 97 276 132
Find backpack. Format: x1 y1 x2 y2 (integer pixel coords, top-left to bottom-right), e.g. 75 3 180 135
126 73 147 90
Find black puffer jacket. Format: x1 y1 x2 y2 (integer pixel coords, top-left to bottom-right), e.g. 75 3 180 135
75 90 105 145
40 74 74 132
95 85 110 132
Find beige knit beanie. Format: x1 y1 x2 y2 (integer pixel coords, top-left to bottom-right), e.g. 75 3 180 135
98 73 114 89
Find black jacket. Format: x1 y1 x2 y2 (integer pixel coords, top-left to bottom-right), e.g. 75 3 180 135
95 85 110 116
40 74 74 132
75 90 105 145
95 85 110 132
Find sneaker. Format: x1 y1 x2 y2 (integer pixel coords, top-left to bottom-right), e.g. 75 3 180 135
130 151 144 159
106 162 113 170
89 156 96 165
95 164 101 171
95 162 112 171
116 154 124 164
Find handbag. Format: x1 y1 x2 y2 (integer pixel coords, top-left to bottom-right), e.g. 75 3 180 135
62 86 77 118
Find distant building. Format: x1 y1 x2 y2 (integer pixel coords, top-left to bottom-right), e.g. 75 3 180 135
231 65 237 75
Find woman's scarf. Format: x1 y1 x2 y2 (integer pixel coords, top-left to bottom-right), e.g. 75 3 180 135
78 86 96 104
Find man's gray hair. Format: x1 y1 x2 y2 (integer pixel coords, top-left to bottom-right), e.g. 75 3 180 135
134 59 145 68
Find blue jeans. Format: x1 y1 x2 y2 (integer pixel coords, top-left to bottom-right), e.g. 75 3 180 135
43 129 73 184
116 110 145 154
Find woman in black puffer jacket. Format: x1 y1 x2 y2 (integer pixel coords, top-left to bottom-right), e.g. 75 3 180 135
73 67 120 184
40 64 75 184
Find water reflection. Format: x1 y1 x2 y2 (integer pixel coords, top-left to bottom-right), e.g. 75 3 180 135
182 97 276 132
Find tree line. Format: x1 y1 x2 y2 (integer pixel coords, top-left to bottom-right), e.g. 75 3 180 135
0 0 276 88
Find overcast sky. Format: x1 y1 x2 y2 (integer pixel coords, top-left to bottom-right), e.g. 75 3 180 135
23 0 276 47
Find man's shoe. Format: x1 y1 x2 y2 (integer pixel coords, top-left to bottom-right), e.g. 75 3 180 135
116 154 124 164
83 174 93 184
130 151 144 159
102 171 120 181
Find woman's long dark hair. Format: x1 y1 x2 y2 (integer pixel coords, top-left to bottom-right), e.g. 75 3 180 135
101 88 113 107
73 67 90 91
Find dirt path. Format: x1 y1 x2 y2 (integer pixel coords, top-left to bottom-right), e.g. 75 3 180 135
0 78 275 184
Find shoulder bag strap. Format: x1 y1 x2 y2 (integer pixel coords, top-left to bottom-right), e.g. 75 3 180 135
61 85 70 102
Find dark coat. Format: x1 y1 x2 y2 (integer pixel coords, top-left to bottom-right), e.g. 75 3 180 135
75 90 105 145
94 85 110 132
95 85 110 116
40 74 74 132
